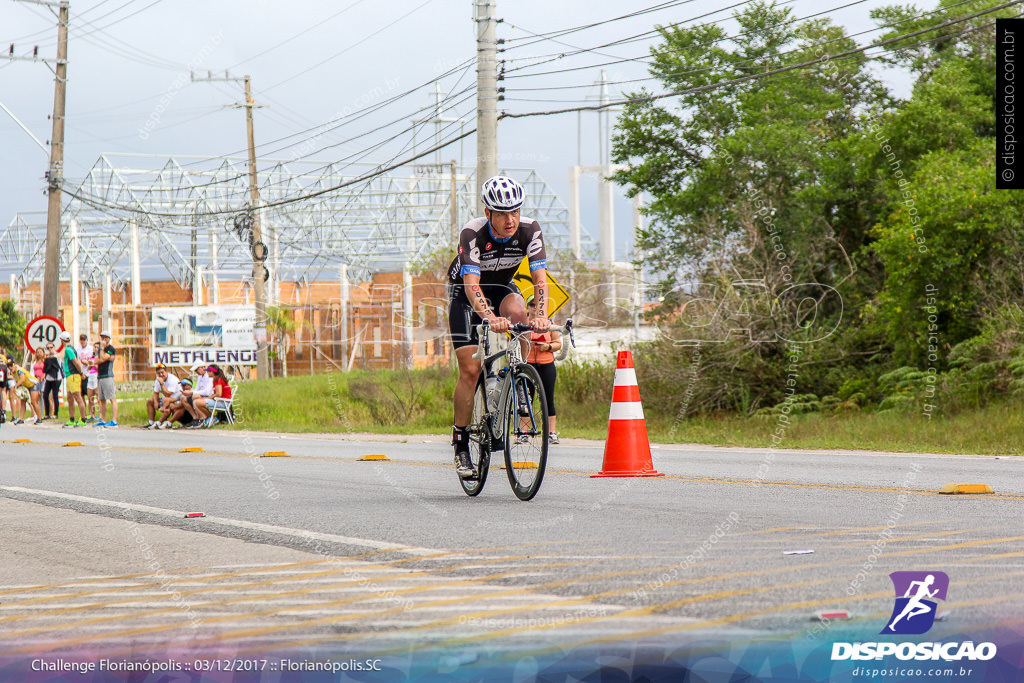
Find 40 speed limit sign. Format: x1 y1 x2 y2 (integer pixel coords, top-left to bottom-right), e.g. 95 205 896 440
24 315 66 354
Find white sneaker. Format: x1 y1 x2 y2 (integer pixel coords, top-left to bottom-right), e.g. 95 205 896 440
147 420 157 429
549 432 560 444
158 421 170 429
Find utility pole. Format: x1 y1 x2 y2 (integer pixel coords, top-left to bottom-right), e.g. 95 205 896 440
192 70 269 379
450 159 459 244
243 75 270 381
474 0 498 211
6 0 71 316
45 0 69 317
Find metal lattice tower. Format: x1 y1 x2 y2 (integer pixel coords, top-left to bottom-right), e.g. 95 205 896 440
0 153 594 292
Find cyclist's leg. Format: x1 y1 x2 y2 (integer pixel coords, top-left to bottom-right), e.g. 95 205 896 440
454 346 482 426
449 289 483 477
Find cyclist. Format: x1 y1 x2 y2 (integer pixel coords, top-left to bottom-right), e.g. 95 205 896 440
447 175 551 478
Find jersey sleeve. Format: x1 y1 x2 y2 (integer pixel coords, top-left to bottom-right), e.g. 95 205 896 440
525 221 547 272
457 226 482 278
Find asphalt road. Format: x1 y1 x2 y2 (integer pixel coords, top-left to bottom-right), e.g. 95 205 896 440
1 421 1022 668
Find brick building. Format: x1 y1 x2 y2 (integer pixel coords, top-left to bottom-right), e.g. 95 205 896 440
1 273 451 381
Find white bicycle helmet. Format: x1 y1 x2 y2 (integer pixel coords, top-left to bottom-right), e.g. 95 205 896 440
481 175 525 211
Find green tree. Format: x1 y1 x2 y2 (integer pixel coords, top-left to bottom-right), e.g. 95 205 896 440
611 1 887 411
872 139 1024 363
0 300 27 355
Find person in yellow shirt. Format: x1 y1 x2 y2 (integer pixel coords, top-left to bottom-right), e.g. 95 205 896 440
6 359 41 425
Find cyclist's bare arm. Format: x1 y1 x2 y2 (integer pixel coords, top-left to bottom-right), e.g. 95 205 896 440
528 269 551 332
463 273 511 333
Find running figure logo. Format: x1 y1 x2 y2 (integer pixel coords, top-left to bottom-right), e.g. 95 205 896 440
881 571 949 635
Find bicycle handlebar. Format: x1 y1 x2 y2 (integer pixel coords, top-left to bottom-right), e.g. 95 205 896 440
470 318 575 361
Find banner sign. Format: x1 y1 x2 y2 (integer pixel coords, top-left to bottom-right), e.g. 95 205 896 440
151 305 257 366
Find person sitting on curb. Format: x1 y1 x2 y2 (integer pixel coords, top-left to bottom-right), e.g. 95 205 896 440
146 364 182 429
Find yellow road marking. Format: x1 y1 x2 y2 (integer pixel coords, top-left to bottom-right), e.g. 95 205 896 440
243 535 1024 654
0 537 586 606
0 559 335 599
1 554 585 645
807 521 945 537
829 528 982 548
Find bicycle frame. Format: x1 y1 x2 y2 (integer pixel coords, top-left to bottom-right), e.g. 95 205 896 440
472 325 529 444
471 320 574 444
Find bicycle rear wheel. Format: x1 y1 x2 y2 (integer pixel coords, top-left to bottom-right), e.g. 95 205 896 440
503 363 548 501
461 375 491 496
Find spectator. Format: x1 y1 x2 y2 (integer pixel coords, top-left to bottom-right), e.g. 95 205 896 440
95 331 118 428
146 364 181 429
76 333 93 367
193 364 232 427
0 348 9 423
161 377 199 428
184 361 213 428
30 347 46 424
42 342 62 419
60 331 88 427
7 359 40 425
525 295 562 444
85 341 101 422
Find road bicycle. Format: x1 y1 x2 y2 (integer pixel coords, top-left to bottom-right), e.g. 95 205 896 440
460 318 574 501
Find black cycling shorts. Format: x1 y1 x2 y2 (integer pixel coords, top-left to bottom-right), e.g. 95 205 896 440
447 281 522 350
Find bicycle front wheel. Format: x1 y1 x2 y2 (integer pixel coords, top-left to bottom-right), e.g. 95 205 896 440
461 374 491 496
503 363 548 501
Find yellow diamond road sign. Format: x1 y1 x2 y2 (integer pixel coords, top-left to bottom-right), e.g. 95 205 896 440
514 260 569 316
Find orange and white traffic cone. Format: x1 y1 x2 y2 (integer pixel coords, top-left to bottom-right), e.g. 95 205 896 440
592 350 664 478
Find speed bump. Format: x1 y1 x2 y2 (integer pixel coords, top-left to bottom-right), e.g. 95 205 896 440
939 483 994 495
179 447 204 453
262 451 290 457
501 461 538 469
13 438 31 443
358 454 389 461
62 442 84 447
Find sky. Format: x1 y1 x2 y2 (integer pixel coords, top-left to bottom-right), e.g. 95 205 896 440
0 0 913 283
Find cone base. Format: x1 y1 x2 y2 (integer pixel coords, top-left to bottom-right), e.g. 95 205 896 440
591 470 664 478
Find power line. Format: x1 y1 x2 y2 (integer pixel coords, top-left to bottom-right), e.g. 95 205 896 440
502 0 704 48
226 0 372 70
261 0 438 93
501 0 983 98
58 124 477 217
178 56 475 167
501 0 764 67
499 0 1021 119
502 0 874 78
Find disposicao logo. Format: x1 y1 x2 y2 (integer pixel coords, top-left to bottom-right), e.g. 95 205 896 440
881 571 948 635
831 571 997 663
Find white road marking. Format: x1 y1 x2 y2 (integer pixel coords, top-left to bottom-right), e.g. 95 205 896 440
0 485 440 556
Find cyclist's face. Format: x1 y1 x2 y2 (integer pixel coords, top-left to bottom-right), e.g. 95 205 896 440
487 208 520 237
